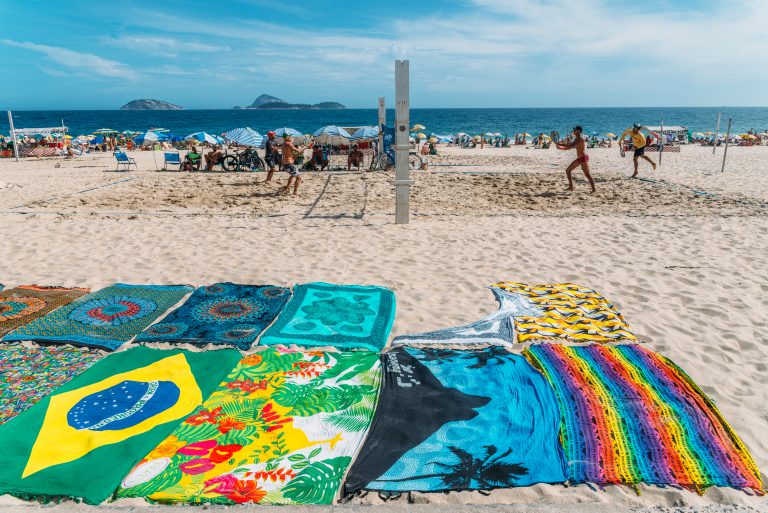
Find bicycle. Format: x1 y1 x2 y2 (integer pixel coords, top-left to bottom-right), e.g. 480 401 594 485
221 148 266 172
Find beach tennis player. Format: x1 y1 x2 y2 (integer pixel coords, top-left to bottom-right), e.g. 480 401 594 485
619 124 657 177
555 126 595 192
264 131 279 182
281 134 306 196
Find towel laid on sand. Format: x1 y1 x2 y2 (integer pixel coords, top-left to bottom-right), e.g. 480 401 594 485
135 283 291 350
0 285 89 338
117 348 381 505
492 282 636 343
525 344 763 492
0 346 241 504
0 342 102 424
392 288 541 347
259 283 395 351
343 347 567 496
4 284 193 351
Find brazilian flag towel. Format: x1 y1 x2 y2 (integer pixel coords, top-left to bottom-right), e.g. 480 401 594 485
0 346 241 504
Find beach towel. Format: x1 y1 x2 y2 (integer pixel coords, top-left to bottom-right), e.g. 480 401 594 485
0 346 241 504
0 342 102 424
117 348 381 505
343 347 567 496
0 285 89 338
3 284 193 351
135 283 291 350
392 288 541 347
259 282 395 351
492 282 636 343
524 344 763 492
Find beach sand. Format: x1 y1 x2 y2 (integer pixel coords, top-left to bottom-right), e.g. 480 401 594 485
0 144 766 511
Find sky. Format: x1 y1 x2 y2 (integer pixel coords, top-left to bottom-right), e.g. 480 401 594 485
1 0 767 110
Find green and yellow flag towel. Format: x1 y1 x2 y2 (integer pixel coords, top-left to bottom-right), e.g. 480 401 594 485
0 346 241 505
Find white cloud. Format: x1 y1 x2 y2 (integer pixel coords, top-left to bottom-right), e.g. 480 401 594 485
103 36 231 58
2 39 136 80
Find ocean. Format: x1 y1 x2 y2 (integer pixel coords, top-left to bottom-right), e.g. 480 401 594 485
3 107 768 138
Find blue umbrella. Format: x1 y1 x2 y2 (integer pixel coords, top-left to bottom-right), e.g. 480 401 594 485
224 127 265 148
185 131 222 144
312 125 352 145
272 127 304 144
350 126 379 141
133 130 162 146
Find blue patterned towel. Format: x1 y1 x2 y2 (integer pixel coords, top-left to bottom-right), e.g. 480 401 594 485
3 284 192 351
259 282 396 351
136 283 291 350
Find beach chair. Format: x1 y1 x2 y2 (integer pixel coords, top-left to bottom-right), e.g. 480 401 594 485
163 151 181 170
114 151 137 171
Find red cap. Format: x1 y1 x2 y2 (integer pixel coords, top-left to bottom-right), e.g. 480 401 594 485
267 131 276 137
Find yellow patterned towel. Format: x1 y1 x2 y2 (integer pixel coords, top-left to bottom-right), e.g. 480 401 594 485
491 282 636 343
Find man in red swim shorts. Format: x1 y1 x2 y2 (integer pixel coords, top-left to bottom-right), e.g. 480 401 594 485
555 125 596 192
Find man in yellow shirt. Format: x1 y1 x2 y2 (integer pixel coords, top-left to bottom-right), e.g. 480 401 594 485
620 124 657 177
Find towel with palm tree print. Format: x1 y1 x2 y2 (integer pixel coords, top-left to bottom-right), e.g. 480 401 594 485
343 347 567 495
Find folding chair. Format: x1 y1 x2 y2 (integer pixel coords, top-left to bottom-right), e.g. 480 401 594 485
163 151 181 170
114 151 137 171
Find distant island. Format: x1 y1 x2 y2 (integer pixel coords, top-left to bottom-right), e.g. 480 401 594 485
119 99 183 111
233 94 345 110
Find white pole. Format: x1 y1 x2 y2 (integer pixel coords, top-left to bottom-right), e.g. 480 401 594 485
721 118 732 173
658 118 664 168
7 111 19 161
394 60 412 225
712 112 721 155
378 97 385 156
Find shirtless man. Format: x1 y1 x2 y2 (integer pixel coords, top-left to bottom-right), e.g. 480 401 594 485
555 125 596 192
282 134 305 196
264 131 279 181
619 124 657 177
347 145 364 171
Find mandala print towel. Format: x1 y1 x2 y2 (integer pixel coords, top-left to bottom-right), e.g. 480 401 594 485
0 342 102 424
3 283 193 351
524 344 763 492
117 348 381 505
0 346 241 504
343 347 567 496
392 288 541 347
136 283 291 350
0 285 89 338
259 282 395 351
492 282 636 343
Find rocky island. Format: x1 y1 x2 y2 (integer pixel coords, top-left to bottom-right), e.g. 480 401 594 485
119 99 183 111
234 94 344 110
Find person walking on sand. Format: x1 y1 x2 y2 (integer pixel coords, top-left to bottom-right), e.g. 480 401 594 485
555 126 595 192
264 131 279 182
619 124 657 177
281 134 306 196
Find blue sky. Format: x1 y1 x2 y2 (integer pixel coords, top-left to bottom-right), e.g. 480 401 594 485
1 0 766 109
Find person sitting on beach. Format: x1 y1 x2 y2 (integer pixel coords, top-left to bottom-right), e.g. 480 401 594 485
348 144 364 171
184 146 202 171
311 144 329 170
555 125 595 193
282 134 306 196
619 124 657 177
204 145 223 171
420 141 430 155
264 131 279 182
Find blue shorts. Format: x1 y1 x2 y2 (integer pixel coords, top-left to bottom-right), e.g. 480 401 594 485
285 164 300 177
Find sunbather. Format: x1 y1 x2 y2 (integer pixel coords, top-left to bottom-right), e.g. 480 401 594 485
204 145 223 171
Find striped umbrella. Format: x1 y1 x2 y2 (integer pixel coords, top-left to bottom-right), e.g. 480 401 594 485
224 127 265 148
185 131 223 144
312 125 352 145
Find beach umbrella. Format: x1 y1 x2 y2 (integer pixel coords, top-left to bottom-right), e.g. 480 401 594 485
185 131 222 144
312 125 352 145
411 124 426 131
416 132 427 140
133 130 162 146
272 127 303 144
224 127 265 147
522 133 532 137
605 132 616 138
350 126 379 141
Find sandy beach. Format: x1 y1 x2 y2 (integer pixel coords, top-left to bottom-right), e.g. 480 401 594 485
0 144 766 511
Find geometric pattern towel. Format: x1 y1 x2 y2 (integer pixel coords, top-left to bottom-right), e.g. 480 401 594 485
117 348 382 505
343 347 567 496
0 342 102 425
0 285 90 338
135 283 292 350
259 283 396 351
524 344 763 492
3 283 193 351
491 282 636 343
392 287 541 347
0 346 242 505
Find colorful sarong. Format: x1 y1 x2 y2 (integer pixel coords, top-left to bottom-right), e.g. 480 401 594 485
0 342 102 424
492 282 636 343
3 284 193 351
524 344 763 492
117 348 381 505
392 288 541 347
135 283 291 350
343 347 566 495
259 283 395 351
0 285 89 338
0 346 241 504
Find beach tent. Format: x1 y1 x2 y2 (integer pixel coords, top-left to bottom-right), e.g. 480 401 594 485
313 125 352 145
224 127 265 148
185 131 222 144
350 126 379 141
